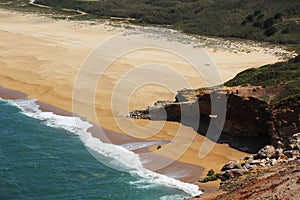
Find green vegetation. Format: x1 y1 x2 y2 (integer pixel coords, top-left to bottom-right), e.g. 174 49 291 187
207 169 215 177
31 0 300 46
225 55 300 104
260 94 270 102
276 80 300 103
1 0 300 48
241 10 283 37
199 169 229 183
199 169 218 183
226 55 300 87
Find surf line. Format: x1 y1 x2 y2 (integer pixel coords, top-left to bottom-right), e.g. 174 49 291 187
5 98 203 198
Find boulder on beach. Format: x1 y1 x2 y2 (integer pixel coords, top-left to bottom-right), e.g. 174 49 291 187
221 160 241 171
254 145 276 159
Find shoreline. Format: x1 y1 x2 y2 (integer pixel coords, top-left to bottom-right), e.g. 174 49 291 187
0 86 205 187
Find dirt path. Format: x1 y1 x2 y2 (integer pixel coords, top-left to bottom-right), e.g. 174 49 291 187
29 0 51 9
28 0 87 19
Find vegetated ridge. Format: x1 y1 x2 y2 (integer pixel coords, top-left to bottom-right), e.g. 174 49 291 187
34 0 300 48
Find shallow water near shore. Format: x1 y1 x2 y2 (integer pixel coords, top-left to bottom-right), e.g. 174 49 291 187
0 99 201 200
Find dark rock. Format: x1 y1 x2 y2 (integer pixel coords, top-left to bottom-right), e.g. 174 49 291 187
221 160 241 171
129 109 150 119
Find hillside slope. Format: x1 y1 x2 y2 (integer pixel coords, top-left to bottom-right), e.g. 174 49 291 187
33 0 300 46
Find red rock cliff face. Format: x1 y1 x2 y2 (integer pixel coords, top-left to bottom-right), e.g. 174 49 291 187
223 94 272 137
272 97 300 149
129 87 300 152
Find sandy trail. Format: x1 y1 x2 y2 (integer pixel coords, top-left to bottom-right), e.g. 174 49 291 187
0 9 291 188
29 0 52 9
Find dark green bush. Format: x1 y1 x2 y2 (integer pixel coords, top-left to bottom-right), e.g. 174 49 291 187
274 13 282 20
207 169 215 177
246 14 254 22
254 10 261 16
241 20 247 25
264 26 277 36
263 17 274 29
253 21 262 28
257 13 264 20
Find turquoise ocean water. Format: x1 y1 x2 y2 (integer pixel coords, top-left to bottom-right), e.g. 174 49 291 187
0 99 201 200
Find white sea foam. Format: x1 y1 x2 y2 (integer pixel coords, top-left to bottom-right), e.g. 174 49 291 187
7 99 203 198
121 140 170 151
160 194 193 200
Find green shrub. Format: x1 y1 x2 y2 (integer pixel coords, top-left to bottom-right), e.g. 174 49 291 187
264 26 277 36
274 13 282 20
257 13 264 20
253 21 262 28
241 20 247 25
246 14 254 22
254 10 261 16
199 174 218 183
207 169 215 176
263 17 274 29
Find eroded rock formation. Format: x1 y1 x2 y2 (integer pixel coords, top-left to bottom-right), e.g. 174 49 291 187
129 85 300 153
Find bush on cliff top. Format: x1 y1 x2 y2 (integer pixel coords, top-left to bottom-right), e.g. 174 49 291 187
225 55 300 104
226 55 300 87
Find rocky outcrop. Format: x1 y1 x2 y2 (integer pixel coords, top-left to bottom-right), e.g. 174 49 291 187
202 139 297 186
130 87 273 135
198 137 300 188
221 160 241 171
254 145 276 159
129 85 300 153
207 161 300 200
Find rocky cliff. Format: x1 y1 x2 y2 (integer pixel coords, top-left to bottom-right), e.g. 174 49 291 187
129 84 300 153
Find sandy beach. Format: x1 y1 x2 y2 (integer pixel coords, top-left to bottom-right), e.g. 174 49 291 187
0 8 293 190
